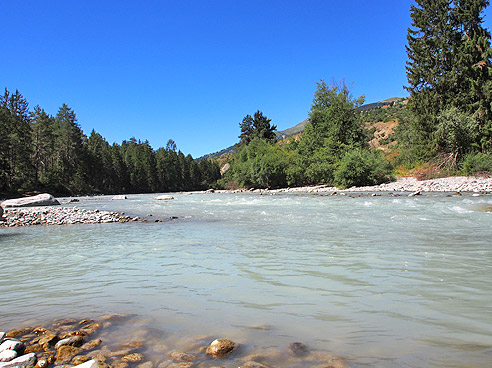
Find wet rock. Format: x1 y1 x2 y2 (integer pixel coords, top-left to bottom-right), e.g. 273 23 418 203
113 362 129 368
0 352 37 368
0 333 4 344
0 340 24 354
136 362 153 368
23 345 42 354
288 342 309 357
61 330 85 338
35 359 47 368
5 330 31 339
1 194 60 208
72 355 91 365
0 350 17 362
205 339 237 358
56 345 81 364
167 351 195 362
157 362 192 368
240 362 270 368
112 195 127 200
72 359 98 368
37 334 59 347
81 339 102 351
55 335 84 349
121 353 144 362
114 341 143 351
408 190 421 197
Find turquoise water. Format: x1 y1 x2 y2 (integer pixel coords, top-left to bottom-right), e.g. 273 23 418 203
1 193 492 367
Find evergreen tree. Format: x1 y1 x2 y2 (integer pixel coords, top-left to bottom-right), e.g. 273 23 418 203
0 89 33 191
405 0 492 155
238 110 277 145
31 106 56 186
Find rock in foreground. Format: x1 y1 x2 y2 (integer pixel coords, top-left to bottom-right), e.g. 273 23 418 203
205 339 237 358
1 194 60 209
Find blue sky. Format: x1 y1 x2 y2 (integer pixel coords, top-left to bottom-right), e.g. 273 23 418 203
3 1 492 158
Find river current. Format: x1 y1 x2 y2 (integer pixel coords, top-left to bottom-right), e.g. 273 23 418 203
1 192 492 367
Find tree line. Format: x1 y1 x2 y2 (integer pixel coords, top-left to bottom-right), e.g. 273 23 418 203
219 0 492 188
0 90 220 196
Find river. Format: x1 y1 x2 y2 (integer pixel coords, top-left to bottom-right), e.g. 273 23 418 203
1 192 491 367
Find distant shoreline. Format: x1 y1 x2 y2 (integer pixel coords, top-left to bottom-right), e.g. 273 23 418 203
206 175 492 195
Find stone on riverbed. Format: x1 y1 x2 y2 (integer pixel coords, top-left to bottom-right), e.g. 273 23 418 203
205 339 237 358
0 353 36 368
1 194 60 209
55 335 84 349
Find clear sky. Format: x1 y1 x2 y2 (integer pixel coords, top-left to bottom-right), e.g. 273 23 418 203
3 1 492 158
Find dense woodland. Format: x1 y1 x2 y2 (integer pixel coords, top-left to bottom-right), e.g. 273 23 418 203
2 0 492 195
0 93 220 196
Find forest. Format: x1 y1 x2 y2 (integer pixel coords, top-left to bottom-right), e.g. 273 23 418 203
0 94 221 196
2 0 492 195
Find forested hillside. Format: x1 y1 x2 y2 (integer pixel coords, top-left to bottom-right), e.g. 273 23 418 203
0 90 220 196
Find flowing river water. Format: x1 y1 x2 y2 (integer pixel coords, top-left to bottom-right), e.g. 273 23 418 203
1 192 492 367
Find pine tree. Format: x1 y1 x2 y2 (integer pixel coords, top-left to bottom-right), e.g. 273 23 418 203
0 89 33 191
453 0 492 150
405 0 455 154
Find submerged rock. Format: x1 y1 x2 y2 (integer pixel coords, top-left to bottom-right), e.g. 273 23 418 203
288 342 309 357
205 339 237 358
55 336 84 349
1 194 60 208
56 345 81 364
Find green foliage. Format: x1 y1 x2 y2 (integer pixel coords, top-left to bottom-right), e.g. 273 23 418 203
334 149 393 188
229 138 295 188
405 0 492 156
296 80 367 184
460 151 492 174
239 110 277 145
435 107 480 155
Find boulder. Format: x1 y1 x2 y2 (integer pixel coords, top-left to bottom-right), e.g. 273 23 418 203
0 353 37 368
1 194 60 209
155 195 174 201
112 195 127 200
205 339 237 358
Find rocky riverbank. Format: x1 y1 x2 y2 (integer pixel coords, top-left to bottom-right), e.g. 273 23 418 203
1 316 346 368
209 176 492 195
0 207 168 228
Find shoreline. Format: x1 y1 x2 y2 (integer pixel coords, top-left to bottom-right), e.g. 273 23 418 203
206 175 492 195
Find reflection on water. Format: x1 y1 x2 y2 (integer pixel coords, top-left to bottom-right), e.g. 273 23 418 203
1 193 492 367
